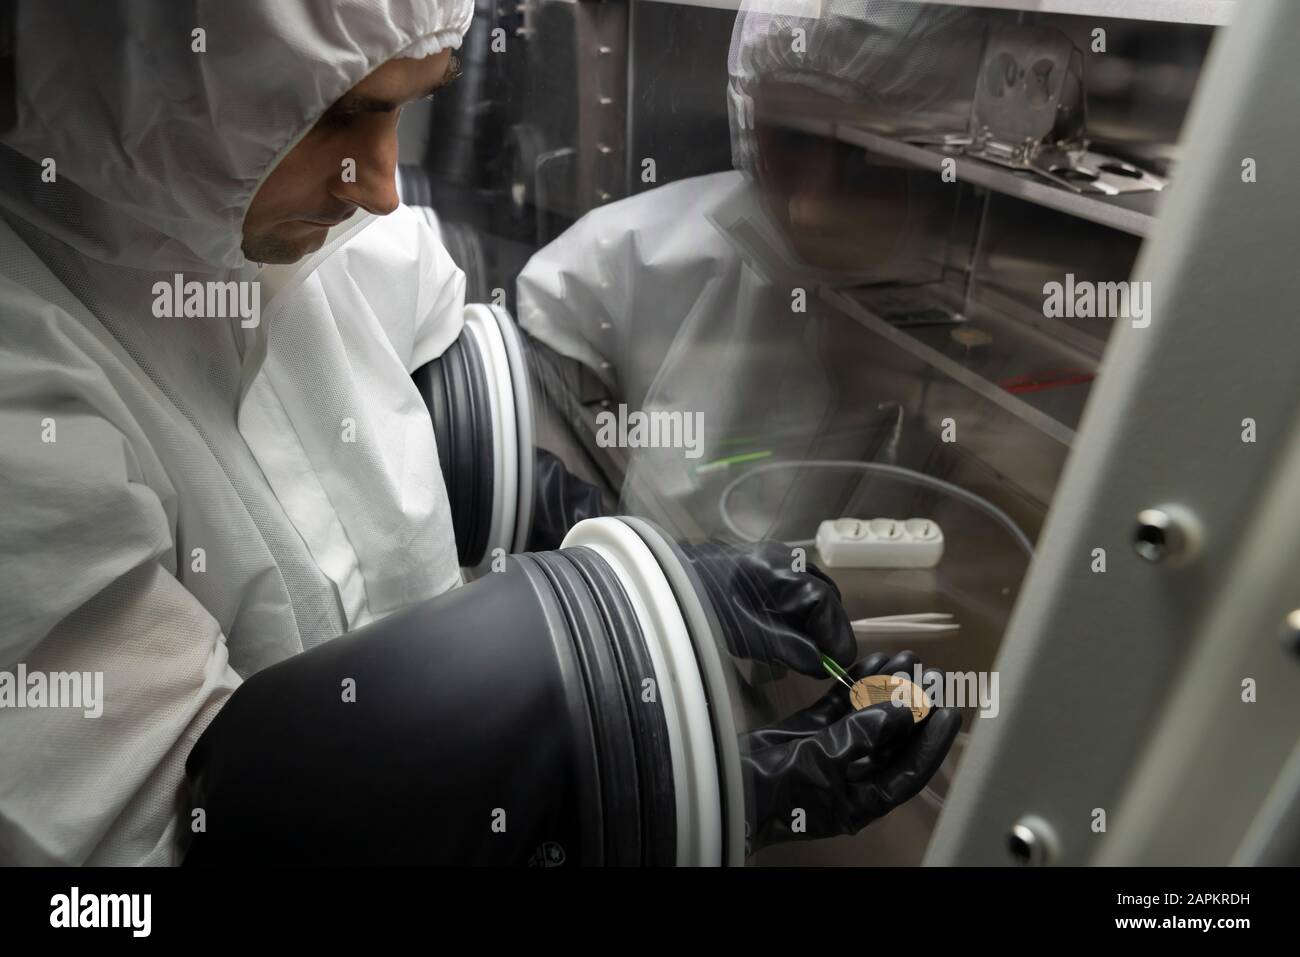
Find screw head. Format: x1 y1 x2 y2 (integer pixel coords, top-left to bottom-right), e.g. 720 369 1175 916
1134 505 1200 564
1134 509 1172 561
1007 816 1057 866
1281 610 1300 657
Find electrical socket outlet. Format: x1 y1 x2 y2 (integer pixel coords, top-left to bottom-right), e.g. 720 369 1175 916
815 517 944 569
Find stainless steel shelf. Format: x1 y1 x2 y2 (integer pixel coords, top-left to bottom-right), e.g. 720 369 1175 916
638 0 1235 27
838 124 1161 237
879 0 1234 26
822 286 1083 447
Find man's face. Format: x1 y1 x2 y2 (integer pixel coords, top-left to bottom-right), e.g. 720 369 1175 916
752 82 911 273
241 50 459 264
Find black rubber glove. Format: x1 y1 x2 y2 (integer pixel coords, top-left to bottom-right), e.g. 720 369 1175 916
527 447 609 552
743 651 962 852
680 540 857 677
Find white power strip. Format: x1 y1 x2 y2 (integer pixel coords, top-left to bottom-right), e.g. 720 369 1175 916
814 517 944 569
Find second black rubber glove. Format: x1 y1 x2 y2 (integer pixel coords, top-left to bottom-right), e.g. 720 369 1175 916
680 540 857 677
743 651 962 852
527 447 609 552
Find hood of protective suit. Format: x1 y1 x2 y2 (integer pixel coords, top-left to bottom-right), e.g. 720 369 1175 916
727 0 986 174
0 0 473 274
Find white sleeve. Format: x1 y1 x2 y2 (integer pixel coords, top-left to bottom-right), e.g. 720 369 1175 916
0 403 240 865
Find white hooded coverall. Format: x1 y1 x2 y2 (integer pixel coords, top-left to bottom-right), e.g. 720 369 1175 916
515 0 983 526
0 0 474 864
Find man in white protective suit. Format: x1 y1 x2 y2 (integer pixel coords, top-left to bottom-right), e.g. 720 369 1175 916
516 0 987 528
0 0 959 866
0 0 475 865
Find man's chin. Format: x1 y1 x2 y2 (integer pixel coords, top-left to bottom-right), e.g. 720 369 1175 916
241 229 325 265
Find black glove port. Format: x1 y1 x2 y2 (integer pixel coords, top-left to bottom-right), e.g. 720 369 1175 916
412 304 536 572
182 516 958 866
411 305 612 567
183 541 678 866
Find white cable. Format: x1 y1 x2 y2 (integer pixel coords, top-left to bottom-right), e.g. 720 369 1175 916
717 460 1035 559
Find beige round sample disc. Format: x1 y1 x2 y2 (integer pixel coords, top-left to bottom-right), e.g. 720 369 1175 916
951 326 993 348
849 675 931 723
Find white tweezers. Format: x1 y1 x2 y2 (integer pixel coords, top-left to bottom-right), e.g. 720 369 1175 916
850 612 959 635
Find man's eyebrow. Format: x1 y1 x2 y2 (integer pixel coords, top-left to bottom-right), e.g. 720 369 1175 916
328 55 462 115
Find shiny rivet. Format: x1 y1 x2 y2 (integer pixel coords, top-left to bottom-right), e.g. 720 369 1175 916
1134 505 1200 564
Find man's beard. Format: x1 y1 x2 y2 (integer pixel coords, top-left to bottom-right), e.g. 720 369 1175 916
241 230 313 265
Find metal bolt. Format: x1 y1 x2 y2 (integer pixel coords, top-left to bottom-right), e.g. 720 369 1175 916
1007 816 1056 866
1133 505 1200 564
1282 610 1300 657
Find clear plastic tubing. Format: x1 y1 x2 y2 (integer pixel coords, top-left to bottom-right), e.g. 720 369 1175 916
717 459 1035 559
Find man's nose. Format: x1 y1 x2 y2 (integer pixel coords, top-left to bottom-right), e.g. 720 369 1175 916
333 133 401 216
